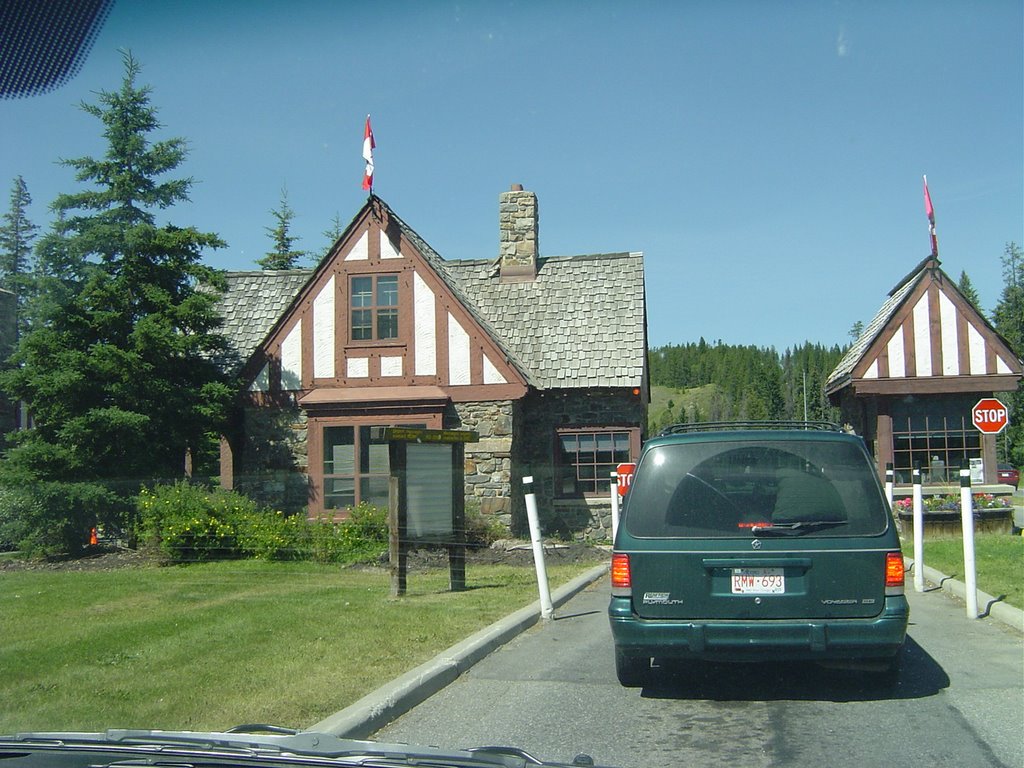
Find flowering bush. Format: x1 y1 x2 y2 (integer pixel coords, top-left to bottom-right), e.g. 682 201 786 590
970 493 1013 510
138 482 253 561
138 482 388 564
892 493 1012 514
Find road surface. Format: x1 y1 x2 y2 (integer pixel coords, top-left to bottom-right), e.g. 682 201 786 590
374 575 1023 768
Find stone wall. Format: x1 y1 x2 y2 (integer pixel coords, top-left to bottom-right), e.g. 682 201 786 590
498 186 538 279
511 389 646 541
235 402 310 513
446 400 514 527
234 389 644 541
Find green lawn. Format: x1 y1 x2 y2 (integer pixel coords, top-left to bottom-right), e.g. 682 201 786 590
905 533 1023 610
0 559 604 733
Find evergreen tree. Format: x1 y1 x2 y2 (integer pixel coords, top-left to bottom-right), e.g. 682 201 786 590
993 243 1024 352
258 187 306 269
690 403 703 424
992 242 1024 466
957 270 982 313
320 212 345 259
0 51 232 493
650 340 844 429
0 175 39 327
21 212 89 330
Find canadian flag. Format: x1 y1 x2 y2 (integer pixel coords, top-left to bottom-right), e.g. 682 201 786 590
362 115 375 191
923 175 937 256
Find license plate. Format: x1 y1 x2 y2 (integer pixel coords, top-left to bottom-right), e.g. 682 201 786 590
731 567 785 594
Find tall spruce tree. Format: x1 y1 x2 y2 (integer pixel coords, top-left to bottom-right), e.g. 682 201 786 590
993 243 1024 352
992 242 1024 466
957 270 982 312
0 51 232 492
258 187 306 269
0 175 39 327
319 211 345 260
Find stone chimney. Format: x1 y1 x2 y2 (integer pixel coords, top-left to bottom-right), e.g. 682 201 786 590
498 184 538 282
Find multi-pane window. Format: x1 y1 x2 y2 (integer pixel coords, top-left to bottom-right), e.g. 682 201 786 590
556 429 632 496
891 416 981 485
351 275 399 341
322 423 425 510
323 426 390 509
890 395 982 484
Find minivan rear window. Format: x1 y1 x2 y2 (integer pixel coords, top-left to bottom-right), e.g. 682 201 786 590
623 439 890 538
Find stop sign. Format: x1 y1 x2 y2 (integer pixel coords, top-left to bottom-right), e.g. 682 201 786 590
972 398 1009 434
615 462 636 497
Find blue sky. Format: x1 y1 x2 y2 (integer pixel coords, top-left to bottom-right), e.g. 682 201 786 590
2 0 1021 352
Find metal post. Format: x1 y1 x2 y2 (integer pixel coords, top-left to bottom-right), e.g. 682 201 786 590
885 462 894 511
522 476 553 620
913 465 925 593
959 467 979 619
610 471 620 545
449 443 466 592
389 475 406 598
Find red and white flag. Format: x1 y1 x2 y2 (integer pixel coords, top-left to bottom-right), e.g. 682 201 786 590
923 175 937 256
361 115 375 191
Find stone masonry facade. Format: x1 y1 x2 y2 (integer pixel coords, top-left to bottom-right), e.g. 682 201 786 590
499 187 539 270
228 394 639 542
512 389 646 542
234 401 310 514
447 401 514 527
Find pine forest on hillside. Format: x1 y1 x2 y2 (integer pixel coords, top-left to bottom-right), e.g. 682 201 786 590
647 340 846 434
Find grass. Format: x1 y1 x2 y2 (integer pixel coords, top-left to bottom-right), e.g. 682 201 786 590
904 533 1023 610
648 384 723 432
0 558 604 734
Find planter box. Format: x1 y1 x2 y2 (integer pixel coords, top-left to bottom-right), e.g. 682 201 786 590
897 507 1014 536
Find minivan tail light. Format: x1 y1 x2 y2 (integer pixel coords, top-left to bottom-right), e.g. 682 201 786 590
885 552 905 594
611 553 632 596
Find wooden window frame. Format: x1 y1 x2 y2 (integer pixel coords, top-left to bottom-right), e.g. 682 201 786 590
309 411 442 517
554 426 638 498
350 273 400 343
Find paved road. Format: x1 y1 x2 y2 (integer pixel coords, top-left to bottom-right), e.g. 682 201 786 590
373 576 1023 768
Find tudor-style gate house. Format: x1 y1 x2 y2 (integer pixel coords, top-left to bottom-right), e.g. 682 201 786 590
826 255 1022 487
216 187 648 539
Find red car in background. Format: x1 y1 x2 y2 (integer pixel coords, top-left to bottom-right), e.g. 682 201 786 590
997 464 1019 489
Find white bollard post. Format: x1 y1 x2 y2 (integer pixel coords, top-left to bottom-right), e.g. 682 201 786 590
522 476 553 620
913 465 925 593
610 472 620 545
885 462 895 511
959 467 979 619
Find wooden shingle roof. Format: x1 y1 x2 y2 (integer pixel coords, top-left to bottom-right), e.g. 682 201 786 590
216 196 647 392
444 253 646 390
826 257 1021 396
215 268 314 371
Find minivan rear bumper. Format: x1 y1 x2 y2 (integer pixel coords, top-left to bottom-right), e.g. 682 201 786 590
608 595 909 661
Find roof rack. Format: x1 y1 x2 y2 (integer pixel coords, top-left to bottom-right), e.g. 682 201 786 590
658 420 844 436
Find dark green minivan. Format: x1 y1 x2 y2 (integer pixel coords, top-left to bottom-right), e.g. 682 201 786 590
608 422 908 687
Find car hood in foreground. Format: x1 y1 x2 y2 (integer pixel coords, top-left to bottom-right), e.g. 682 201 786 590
0 728 610 768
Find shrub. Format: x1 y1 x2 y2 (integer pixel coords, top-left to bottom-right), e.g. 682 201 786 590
235 509 303 561
330 501 389 562
138 482 388 564
0 481 128 558
464 504 509 548
0 486 38 552
138 481 257 562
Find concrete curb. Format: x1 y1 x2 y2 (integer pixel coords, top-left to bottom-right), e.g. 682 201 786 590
906 557 1024 634
309 562 610 738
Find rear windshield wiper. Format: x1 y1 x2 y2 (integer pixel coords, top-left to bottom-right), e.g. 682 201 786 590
750 520 847 535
